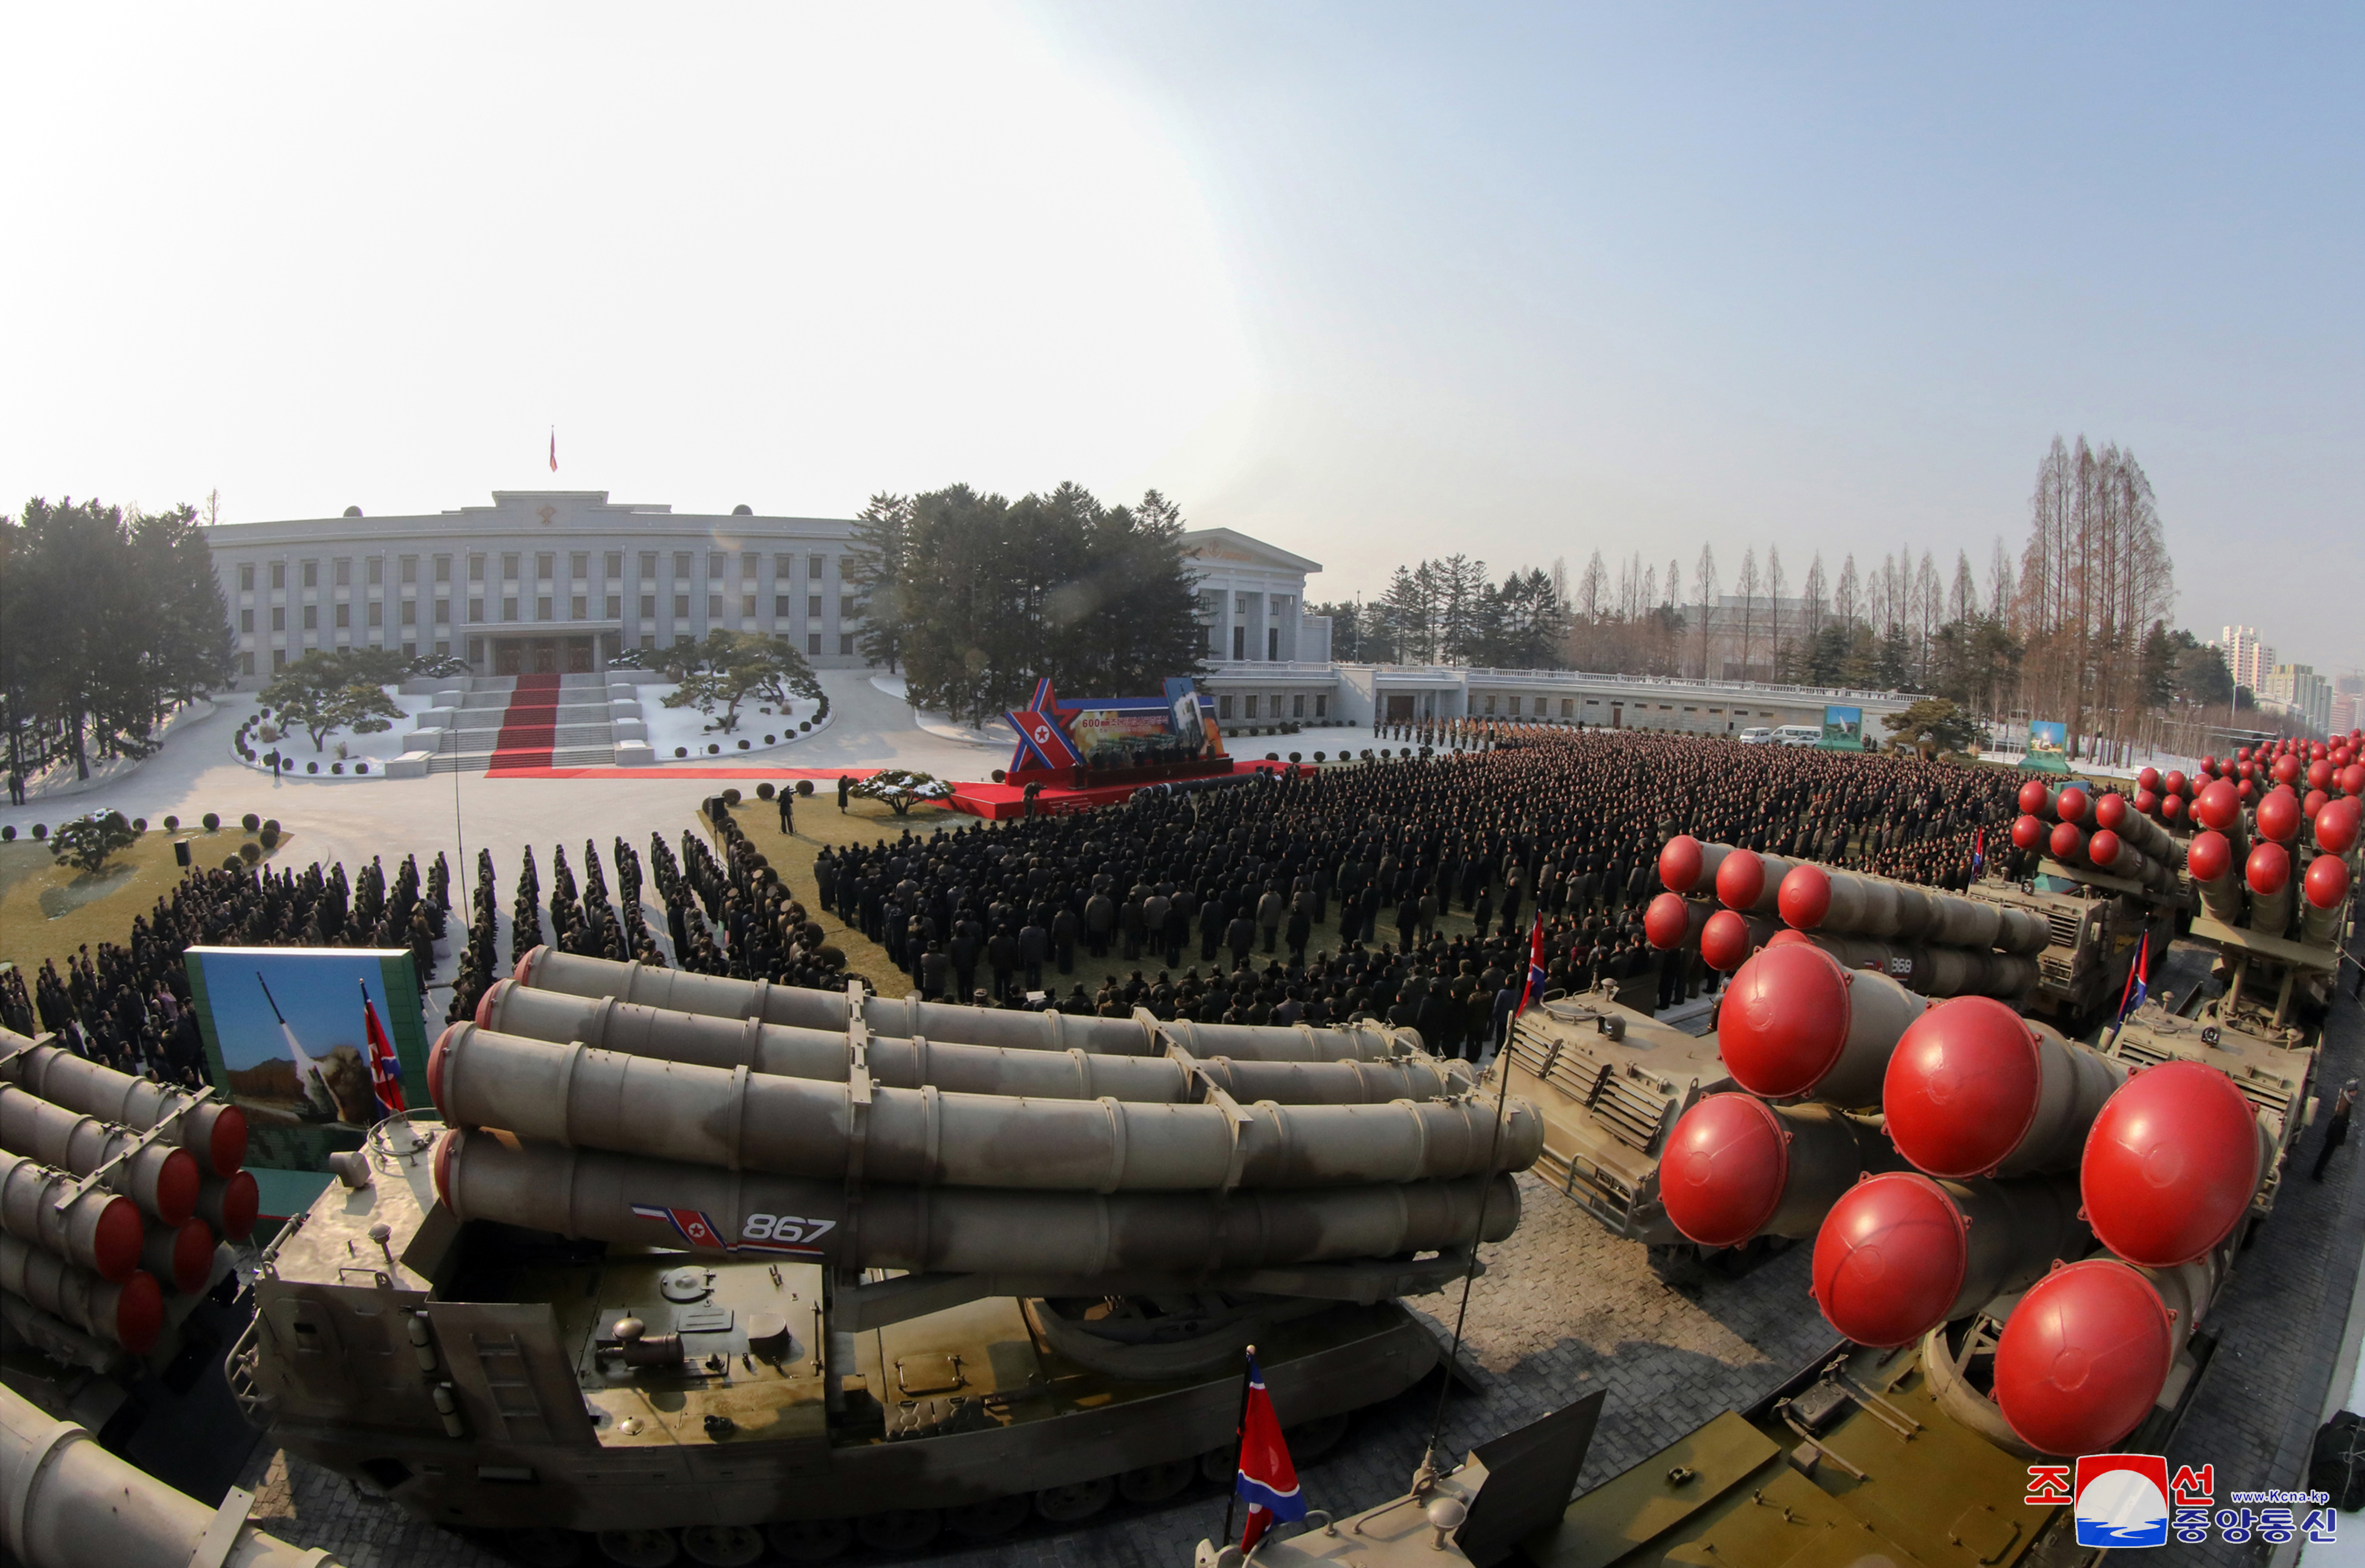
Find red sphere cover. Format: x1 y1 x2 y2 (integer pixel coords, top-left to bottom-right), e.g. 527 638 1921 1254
1883 997 2044 1177
1717 943 1852 1099
1658 835 1704 894
2081 1060 2262 1267
1660 1094 1789 1248
1777 863 1833 929
1810 1172 1971 1347
1993 1259 2175 1457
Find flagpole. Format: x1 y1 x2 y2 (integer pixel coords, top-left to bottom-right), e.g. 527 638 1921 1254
1220 1343 1257 1547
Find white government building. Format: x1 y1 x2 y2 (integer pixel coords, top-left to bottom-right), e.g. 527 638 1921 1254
204 489 1906 733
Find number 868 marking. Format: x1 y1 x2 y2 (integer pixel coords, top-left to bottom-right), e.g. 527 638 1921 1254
742 1213 837 1244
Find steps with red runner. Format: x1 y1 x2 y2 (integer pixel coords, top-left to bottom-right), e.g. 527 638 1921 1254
488 675 563 769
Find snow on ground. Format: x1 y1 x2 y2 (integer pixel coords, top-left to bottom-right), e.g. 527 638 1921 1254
230 690 438 777
641 685 826 762
869 672 1014 749
14 698 217 802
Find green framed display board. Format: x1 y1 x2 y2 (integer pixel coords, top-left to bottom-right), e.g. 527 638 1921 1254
182 947 428 1169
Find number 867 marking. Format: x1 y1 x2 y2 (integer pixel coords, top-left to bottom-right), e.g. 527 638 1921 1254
743 1213 837 1244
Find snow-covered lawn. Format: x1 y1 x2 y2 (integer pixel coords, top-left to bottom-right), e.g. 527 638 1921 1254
869 673 1012 748
230 690 439 779
641 686 828 763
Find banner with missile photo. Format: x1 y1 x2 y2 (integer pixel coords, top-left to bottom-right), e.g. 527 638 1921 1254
182 947 428 1166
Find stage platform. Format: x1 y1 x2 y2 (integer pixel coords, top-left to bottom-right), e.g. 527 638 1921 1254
947 759 1292 820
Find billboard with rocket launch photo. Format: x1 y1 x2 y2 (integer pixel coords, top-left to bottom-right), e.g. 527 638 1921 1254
182 947 427 1162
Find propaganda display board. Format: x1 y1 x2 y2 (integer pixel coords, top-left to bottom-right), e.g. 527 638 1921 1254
1006 675 1225 778
1819 705 1864 750
2022 719 2074 773
183 947 428 1166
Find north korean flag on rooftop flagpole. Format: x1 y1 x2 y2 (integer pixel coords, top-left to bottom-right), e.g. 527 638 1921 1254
1235 1351 1307 1552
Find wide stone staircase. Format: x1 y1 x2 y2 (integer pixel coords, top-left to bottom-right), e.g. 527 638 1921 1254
425 674 616 774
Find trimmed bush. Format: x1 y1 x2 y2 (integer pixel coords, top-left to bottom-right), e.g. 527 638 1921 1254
764 734 775 745
162 815 179 831
260 827 281 849
306 762 318 774
241 813 260 832
32 823 46 839
1289 753 1302 763
354 762 368 774
202 813 220 831
757 782 776 800
708 743 720 755
1313 751 1326 763
675 746 687 758
1265 752 1280 761
799 720 810 732
738 739 750 750
796 779 814 796
239 842 263 863
131 817 146 832
722 788 743 805
263 819 278 834
991 769 1007 783
223 855 241 871
1 825 12 841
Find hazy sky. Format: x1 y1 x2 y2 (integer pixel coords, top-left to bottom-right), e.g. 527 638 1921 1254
3 5 2356 672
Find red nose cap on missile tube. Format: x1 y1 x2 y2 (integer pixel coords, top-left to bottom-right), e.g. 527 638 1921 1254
2047 822 2086 863
2274 754 2303 786
2086 829 2124 869
2238 779 2258 804
2055 787 2089 825
1699 909 1754 973
2017 779 2054 816
1993 1259 2175 1458
2305 853 2352 912
1644 893 1694 951
428 1023 461 1117
2138 766 2162 793
1765 928 1813 949
164 1217 215 1294
1715 849 1766 913
2309 759 2334 790
2082 1059 2262 1267
2255 789 2300 845
2246 842 2290 897
2305 789 2329 821
2342 764 2365 798
114 1271 165 1356
2134 789 2161 817
151 1147 202 1228
1658 835 1705 894
2193 779 2242 833
1778 864 1833 930
214 1170 261 1241
90 1194 146 1282
2161 794 2186 824
431 1129 461 1211
2320 800 2363 855
474 977 508 1030
512 945 543 986
2185 830 2232 886
1809 1172 1970 1348
2011 815 2046 852
1882 996 2043 1178
1659 1094 1790 1248
206 1107 249 1180
1718 943 1851 1099
2166 769 2190 795
2093 792 2129 833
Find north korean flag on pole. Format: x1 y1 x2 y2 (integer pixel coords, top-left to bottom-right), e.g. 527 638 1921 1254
1520 911 1548 1010
2116 921 2151 1023
360 979 405 1119
1233 1352 1307 1552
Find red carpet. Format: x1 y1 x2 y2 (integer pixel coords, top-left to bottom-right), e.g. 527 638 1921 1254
488 675 562 769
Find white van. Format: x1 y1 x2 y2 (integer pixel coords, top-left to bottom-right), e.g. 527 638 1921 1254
1738 727 1773 745
1774 725 1822 748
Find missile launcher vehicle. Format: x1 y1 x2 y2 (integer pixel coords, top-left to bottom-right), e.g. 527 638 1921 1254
232 951 1540 1566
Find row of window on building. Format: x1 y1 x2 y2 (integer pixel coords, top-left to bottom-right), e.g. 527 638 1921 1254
236 592 842 633
235 625 862 678
1468 693 1793 719
1214 694 1327 721
234 550 839 592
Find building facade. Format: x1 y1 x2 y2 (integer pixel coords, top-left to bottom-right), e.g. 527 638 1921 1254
2214 625 2275 695
203 491 864 682
2257 662 2332 736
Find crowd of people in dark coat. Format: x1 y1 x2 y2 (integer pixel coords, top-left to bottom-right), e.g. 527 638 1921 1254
4 853 447 1086
806 727 2022 1058
7 726 2021 1086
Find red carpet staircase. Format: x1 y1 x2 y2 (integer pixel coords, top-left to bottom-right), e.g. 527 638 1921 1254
428 674 617 774
489 674 563 768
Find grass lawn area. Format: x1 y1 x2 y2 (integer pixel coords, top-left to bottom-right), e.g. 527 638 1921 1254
0 827 292 982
